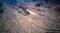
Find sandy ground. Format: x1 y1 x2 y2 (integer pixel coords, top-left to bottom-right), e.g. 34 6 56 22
0 4 60 33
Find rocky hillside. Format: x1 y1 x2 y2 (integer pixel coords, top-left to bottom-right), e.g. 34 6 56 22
0 0 60 33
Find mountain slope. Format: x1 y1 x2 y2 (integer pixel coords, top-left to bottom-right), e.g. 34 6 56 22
0 1 60 33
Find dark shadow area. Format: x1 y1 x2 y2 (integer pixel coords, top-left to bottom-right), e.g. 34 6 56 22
0 4 3 14
54 7 60 14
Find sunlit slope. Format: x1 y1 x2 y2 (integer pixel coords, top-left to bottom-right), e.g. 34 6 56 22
0 4 60 33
